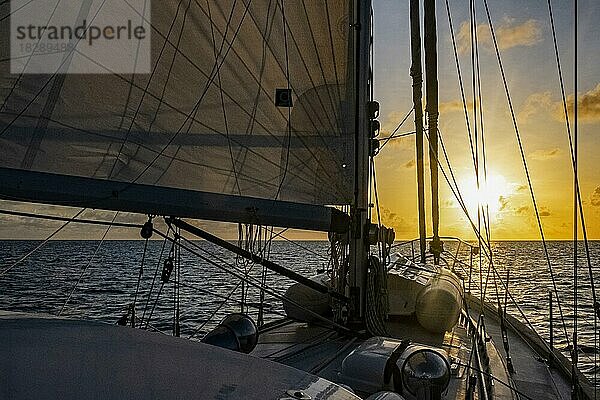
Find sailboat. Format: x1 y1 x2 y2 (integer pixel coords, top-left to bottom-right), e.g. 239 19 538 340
0 0 597 399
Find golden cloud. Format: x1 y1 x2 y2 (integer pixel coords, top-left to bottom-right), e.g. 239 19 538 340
518 91 552 122
528 148 561 161
376 206 414 234
591 186 600 207
498 195 509 211
456 19 542 55
555 83 600 123
516 205 530 215
439 99 474 114
520 84 600 124
516 184 528 192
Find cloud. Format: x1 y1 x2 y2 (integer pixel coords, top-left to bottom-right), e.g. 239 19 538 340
442 199 455 208
439 99 473 114
522 84 600 124
403 159 415 168
591 186 600 206
493 19 543 50
378 111 415 150
399 158 429 169
377 206 414 235
539 207 551 217
528 148 561 161
456 22 487 54
498 195 509 211
456 19 542 55
516 184 528 192
381 110 413 137
519 92 553 122
516 205 529 215
554 83 600 123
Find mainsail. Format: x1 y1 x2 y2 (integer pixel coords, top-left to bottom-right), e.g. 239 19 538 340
0 0 357 231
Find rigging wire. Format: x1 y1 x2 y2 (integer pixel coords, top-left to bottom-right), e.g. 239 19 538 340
108 0 190 179
455 354 534 399
443 1 594 379
378 131 416 149
426 128 565 359
225 0 275 191
0 0 63 113
155 226 354 334
58 212 119 316
443 0 477 169
468 0 484 316
572 0 580 394
301 0 343 136
371 158 383 261
446 243 600 366
187 282 243 340
444 0 496 307
185 245 266 340
0 208 86 277
481 0 571 349
127 0 252 186
470 0 496 307
174 280 285 319
546 0 599 387
377 107 415 152
132 230 150 328
144 231 180 330
0 0 109 138
0 208 142 229
207 0 242 196
271 228 329 262
140 225 172 325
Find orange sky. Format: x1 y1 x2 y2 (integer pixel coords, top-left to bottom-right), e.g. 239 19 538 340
371 0 600 241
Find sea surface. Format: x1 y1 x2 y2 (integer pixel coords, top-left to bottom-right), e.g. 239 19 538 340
1 240 599 384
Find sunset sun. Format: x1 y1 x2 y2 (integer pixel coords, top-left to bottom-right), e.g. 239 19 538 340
459 173 512 222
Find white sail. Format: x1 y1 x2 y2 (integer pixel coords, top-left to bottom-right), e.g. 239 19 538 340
0 0 356 210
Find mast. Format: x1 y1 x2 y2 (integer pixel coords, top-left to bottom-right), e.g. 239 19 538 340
424 0 443 264
348 0 372 325
410 0 427 264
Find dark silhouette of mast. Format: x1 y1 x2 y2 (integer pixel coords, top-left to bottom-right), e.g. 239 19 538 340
410 0 427 264
424 0 443 264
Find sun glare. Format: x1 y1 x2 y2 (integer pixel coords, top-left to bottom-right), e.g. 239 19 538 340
459 173 511 222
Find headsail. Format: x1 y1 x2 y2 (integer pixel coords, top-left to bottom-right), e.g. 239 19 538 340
0 0 356 230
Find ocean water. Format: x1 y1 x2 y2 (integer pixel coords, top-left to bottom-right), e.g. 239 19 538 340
1 240 598 382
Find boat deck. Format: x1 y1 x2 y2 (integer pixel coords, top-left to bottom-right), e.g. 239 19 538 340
485 319 569 400
254 308 580 399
